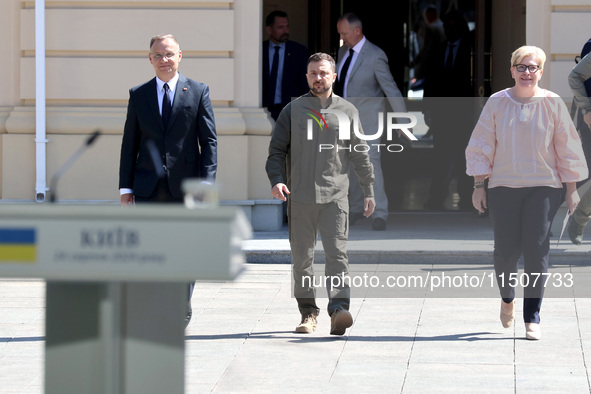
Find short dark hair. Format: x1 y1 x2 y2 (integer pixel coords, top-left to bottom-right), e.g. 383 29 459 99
441 9 470 36
150 34 179 49
307 52 336 72
266 10 288 27
423 5 439 19
337 12 363 30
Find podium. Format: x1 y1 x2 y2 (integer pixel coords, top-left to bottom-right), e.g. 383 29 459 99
0 204 250 394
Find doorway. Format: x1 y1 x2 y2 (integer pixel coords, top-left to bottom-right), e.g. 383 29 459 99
262 0 525 211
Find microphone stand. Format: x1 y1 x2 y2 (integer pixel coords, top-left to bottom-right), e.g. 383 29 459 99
48 130 101 203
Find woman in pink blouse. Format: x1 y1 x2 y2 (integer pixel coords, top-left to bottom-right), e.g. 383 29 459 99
466 46 588 340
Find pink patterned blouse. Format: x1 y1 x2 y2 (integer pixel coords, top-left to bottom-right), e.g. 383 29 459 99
465 88 588 188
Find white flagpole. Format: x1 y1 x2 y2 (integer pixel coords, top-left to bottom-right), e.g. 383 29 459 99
35 0 48 202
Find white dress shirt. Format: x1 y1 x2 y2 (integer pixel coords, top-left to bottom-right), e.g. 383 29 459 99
119 73 180 196
338 36 366 97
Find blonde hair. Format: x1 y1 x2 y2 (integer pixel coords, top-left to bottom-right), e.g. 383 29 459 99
510 46 546 69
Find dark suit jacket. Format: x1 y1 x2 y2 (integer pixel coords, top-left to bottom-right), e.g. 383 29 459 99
262 40 309 110
423 36 474 98
119 73 217 199
422 36 475 139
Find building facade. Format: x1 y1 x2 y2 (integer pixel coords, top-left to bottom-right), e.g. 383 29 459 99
0 0 271 205
0 0 589 215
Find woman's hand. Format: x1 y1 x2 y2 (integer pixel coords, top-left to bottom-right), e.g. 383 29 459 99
472 176 488 214
472 188 487 214
565 183 580 215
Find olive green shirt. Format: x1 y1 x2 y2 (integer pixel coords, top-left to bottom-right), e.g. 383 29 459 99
266 92 374 204
569 52 591 130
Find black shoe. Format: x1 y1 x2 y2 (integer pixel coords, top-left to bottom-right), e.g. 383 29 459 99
372 217 387 231
349 212 364 225
185 302 192 328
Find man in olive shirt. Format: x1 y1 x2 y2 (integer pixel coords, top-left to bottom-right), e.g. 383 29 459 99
568 51 591 245
266 52 375 335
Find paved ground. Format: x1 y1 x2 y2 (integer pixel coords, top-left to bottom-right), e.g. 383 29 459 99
2 212 591 393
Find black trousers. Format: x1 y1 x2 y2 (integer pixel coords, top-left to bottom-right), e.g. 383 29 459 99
135 178 193 301
488 186 562 323
134 177 183 203
426 98 475 210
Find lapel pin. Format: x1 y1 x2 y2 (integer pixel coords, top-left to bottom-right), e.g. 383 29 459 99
183 88 188 91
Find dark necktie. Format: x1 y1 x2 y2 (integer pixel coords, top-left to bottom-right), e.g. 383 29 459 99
445 44 455 70
334 48 354 96
162 83 172 127
268 45 280 104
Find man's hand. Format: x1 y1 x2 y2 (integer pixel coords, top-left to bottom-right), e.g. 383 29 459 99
121 193 134 207
272 183 290 201
584 111 591 127
363 197 376 218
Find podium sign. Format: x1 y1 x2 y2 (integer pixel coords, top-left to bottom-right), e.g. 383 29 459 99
0 204 251 394
0 204 250 281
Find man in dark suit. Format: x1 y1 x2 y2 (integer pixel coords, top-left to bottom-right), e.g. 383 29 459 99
262 10 309 121
119 34 217 325
423 10 475 211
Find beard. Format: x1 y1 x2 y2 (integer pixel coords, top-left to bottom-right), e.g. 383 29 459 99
310 82 330 95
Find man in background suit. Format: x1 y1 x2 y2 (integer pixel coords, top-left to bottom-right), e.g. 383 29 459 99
423 10 475 211
335 12 408 231
119 34 217 326
567 50 591 245
263 10 309 121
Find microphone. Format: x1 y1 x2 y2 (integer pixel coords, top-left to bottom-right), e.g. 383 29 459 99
48 130 102 203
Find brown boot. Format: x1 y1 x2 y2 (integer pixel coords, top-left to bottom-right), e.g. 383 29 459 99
295 314 318 333
330 309 353 335
568 218 584 245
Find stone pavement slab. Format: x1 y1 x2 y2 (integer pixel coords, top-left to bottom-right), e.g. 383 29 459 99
3 262 591 393
2 211 591 392
245 213 591 264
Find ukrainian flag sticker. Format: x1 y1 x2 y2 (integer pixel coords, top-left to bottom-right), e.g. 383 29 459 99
0 228 36 263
